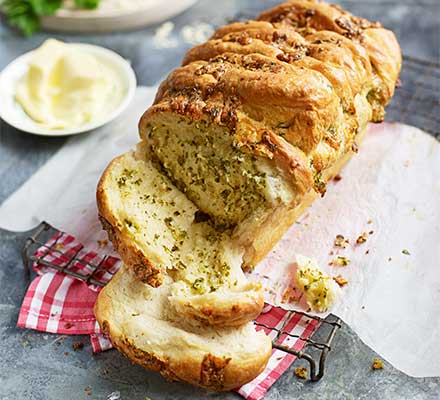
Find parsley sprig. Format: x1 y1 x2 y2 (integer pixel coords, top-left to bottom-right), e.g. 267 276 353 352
1 0 100 36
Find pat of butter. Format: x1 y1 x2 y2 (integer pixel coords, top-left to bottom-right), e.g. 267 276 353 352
16 39 121 129
295 255 341 313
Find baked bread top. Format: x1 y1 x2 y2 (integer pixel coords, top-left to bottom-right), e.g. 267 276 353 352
140 0 401 204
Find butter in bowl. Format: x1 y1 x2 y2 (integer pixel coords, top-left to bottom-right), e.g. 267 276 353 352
0 39 136 136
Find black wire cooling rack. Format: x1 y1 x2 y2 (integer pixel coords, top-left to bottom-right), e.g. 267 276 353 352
386 55 440 139
21 55 439 382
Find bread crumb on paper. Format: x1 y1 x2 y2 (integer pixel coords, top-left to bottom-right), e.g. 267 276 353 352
330 256 351 267
333 275 349 287
372 357 384 370
334 234 349 248
356 232 368 244
294 366 308 379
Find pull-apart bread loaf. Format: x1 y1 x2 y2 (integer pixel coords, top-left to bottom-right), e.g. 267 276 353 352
95 0 401 391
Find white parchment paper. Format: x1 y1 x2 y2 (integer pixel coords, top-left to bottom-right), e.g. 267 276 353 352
1 87 439 377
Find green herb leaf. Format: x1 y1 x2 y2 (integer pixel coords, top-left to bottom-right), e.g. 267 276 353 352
75 0 98 9
30 0 62 16
1 0 100 35
1 0 39 36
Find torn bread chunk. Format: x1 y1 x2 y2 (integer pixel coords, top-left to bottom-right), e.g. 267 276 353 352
295 255 341 313
97 150 263 327
94 265 272 391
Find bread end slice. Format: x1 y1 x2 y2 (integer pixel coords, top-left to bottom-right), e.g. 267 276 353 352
95 265 272 391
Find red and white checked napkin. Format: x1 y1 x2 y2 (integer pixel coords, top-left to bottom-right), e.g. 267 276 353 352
17 230 318 400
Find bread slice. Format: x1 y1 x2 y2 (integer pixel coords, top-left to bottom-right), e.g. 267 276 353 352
97 150 264 327
94 264 272 391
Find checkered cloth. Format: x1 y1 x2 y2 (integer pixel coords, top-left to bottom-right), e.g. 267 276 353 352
17 231 317 400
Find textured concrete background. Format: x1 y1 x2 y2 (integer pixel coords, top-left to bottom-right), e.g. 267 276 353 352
0 1 439 399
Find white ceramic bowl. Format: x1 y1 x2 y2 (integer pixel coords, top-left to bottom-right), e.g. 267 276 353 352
0 43 136 136
41 0 197 33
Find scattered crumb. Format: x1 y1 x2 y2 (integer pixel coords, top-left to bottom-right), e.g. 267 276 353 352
402 249 410 255
361 306 365 310
333 275 349 287
55 243 64 251
294 366 308 379
73 342 84 351
372 357 384 370
333 174 342 182
64 351 69 356
351 142 359 153
334 234 349 248
388 257 392 262
329 250 334 256
84 386 93 396
367 219 373 224
369 230 374 235
64 322 74 329
356 232 368 245
97 239 108 248
331 256 351 267
282 286 299 303
365 249 370 255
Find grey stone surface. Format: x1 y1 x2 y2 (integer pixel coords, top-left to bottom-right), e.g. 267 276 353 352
0 1 439 399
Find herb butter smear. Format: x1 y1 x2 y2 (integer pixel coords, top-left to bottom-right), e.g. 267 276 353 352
15 39 125 130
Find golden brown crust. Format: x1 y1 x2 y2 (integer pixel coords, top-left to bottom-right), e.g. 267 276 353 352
240 121 368 268
172 288 264 328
